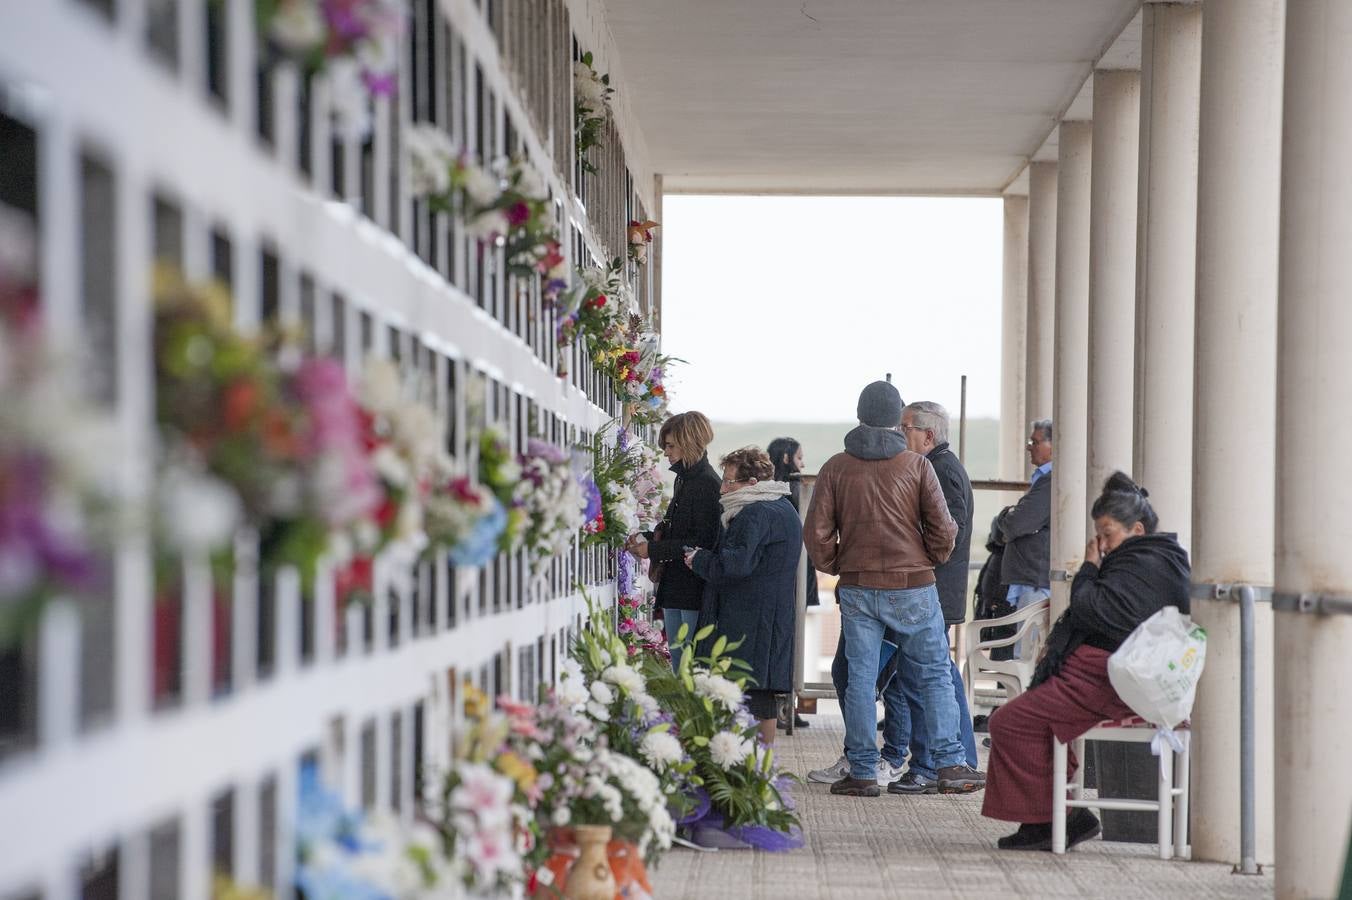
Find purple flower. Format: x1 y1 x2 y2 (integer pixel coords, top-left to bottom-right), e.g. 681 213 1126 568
581 477 602 522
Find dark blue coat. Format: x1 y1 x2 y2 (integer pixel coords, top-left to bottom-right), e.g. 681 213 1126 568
690 496 803 694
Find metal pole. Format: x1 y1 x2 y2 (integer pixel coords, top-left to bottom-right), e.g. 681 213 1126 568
959 374 968 465
1237 583 1259 874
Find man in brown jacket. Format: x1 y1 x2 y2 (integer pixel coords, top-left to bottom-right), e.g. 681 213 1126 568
805 380 986 797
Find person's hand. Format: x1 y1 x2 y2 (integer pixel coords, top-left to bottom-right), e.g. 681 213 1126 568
683 548 698 569
627 537 650 559
1084 537 1101 567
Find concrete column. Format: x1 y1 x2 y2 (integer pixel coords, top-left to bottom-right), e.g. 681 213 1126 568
1274 4 1352 896
1000 193 1030 480
1086 69 1140 499
1190 0 1283 867
1049 120 1092 620
1133 2 1202 547
1024 162 1057 429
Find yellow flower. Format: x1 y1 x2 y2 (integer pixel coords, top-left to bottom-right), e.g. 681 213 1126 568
496 750 538 791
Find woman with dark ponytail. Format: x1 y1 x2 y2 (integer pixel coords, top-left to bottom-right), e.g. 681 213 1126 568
981 471 1191 852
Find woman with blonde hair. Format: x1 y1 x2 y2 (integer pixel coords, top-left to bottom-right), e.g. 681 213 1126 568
627 411 721 670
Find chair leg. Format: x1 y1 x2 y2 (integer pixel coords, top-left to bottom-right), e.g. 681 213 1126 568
1158 744 1174 860
1070 737 1086 800
1175 739 1191 860
1052 738 1068 854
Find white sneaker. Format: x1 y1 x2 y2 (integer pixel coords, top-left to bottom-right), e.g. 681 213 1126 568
876 759 906 785
807 755 850 784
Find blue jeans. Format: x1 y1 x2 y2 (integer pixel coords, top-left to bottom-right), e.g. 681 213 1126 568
883 656 979 779
838 584 964 781
1007 585 1050 659
662 608 701 671
831 631 907 766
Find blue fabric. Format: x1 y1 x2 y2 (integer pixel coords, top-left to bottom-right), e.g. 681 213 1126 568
662 607 701 671
881 656 979 779
1030 460 1053 486
837 584 965 780
1003 584 1050 658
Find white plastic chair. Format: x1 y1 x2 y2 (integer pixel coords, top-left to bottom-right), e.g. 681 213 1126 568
961 597 1050 712
1052 717 1191 859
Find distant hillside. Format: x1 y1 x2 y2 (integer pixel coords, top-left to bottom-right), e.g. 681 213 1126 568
707 417 1016 562
708 417 1002 481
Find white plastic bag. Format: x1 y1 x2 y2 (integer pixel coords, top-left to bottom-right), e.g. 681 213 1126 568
1107 606 1207 751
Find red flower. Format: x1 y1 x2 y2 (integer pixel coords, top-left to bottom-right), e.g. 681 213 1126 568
375 496 399 529
223 379 260 431
506 201 531 227
588 295 608 310
335 555 374 603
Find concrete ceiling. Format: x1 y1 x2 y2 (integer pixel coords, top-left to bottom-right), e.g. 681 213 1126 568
604 0 1142 195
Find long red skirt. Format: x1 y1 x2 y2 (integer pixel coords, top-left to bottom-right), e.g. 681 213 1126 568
981 644 1135 823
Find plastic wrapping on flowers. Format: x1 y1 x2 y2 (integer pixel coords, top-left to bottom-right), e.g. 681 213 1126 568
477 426 526 552
296 760 461 899
579 423 647 550
423 462 506 569
599 601 802 841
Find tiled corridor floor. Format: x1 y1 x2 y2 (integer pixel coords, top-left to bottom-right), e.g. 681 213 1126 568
649 704 1274 899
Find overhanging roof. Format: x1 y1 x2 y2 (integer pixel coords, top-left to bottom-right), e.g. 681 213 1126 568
604 0 1142 195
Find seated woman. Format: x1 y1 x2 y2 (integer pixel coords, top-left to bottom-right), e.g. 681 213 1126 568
981 471 1190 851
683 447 802 747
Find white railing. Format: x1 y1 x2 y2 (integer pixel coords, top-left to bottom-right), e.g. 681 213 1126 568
0 0 649 896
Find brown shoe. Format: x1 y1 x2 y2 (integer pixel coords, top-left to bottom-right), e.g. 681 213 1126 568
829 775 881 797
937 764 987 794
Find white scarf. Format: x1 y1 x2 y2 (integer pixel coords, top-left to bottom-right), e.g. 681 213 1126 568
719 480 791 528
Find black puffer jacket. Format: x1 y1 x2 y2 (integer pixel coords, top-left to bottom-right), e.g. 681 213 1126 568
644 455 722 612
1031 532 1191 687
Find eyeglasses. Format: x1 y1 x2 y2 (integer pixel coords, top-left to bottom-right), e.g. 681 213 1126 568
721 477 748 486
899 423 928 433
1026 436 1049 447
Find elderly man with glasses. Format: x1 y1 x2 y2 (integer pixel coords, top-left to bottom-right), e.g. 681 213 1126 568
993 418 1054 658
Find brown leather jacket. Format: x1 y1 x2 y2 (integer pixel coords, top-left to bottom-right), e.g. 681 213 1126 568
804 426 957 589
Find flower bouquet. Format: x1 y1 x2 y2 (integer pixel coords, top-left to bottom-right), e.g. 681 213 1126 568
154 270 381 591
515 439 585 577
631 625 803 848
579 426 643 551
406 128 565 292
256 0 403 138
423 462 506 569
573 51 614 175
0 220 118 645
626 220 658 266
296 760 461 899
430 685 543 897
477 426 525 553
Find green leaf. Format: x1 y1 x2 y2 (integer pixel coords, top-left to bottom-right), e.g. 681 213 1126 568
691 735 709 747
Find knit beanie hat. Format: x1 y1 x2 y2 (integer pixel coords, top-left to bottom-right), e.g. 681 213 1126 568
857 381 903 427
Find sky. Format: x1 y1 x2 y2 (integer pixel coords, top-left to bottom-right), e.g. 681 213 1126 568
659 195 1005 423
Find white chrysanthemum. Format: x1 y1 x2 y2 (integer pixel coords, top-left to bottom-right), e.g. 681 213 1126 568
158 466 241 552
551 805 571 826
639 731 684 772
461 163 502 207
589 680 614 705
465 208 510 242
269 0 326 51
406 125 456 196
693 672 744 711
601 663 645 696
708 731 752 770
585 700 610 722
632 692 661 720
372 444 410 487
